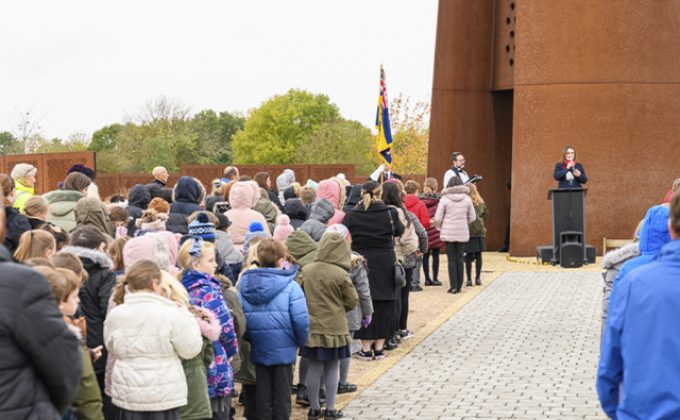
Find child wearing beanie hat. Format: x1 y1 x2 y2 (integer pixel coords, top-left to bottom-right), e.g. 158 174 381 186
243 221 270 256
273 214 295 242
187 213 216 243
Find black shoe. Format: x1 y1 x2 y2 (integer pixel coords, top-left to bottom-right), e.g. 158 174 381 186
355 350 373 361
447 288 458 294
424 278 434 285
292 383 298 394
324 409 344 419
237 391 244 406
475 278 482 286
337 382 358 394
296 385 310 406
466 279 472 287
307 408 322 420
384 338 399 351
410 284 423 292
373 349 386 360
432 279 443 286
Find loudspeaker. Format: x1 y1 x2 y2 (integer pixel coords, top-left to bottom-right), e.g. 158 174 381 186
560 243 584 268
585 245 596 264
536 246 554 264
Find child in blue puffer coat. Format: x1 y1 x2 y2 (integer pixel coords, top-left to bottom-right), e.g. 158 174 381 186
239 237 310 420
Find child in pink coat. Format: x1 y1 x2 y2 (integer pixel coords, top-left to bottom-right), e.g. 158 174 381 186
273 214 295 241
315 178 346 226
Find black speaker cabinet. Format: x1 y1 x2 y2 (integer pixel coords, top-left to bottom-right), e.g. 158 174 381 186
560 243 584 268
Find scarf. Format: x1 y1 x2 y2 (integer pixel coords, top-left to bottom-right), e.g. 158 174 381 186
562 160 577 182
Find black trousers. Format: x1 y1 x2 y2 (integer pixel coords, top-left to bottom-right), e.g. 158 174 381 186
255 364 293 420
445 242 465 292
398 268 412 330
241 384 257 420
465 251 483 282
422 249 440 282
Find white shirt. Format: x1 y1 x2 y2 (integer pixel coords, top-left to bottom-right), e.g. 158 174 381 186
443 168 469 188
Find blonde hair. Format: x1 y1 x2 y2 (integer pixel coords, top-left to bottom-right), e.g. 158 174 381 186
23 195 49 218
359 183 382 211
467 183 485 206
113 260 162 304
14 230 56 262
672 177 680 194
290 182 302 198
178 239 216 271
159 272 189 307
423 177 438 194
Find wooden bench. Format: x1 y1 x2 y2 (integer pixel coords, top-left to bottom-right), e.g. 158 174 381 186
602 238 634 255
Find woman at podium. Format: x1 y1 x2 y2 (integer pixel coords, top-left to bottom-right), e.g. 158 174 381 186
554 146 587 188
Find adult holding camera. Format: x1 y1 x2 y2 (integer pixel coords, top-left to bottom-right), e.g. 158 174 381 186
553 146 587 188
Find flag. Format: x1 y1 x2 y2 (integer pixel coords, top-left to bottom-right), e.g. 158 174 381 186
375 65 393 165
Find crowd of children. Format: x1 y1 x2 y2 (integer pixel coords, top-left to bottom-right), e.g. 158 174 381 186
0 162 488 420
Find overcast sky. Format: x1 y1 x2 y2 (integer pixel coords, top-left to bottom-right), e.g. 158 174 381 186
1 1 438 140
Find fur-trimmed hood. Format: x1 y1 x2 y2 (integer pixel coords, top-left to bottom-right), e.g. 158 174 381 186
60 245 113 269
441 186 470 202
602 242 639 269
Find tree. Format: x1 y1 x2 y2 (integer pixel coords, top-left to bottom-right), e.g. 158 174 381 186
388 94 430 175
189 110 244 164
138 96 191 126
90 124 122 152
232 89 340 164
298 119 379 174
13 107 45 153
35 133 90 153
0 131 23 155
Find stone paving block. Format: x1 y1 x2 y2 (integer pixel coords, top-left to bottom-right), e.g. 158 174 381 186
341 272 608 420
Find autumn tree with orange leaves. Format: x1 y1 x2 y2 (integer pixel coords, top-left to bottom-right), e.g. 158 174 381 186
384 94 430 175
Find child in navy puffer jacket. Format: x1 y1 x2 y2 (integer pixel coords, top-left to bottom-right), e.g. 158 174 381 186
239 237 309 420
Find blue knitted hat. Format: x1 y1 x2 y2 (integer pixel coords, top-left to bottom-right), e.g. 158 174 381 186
188 213 215 243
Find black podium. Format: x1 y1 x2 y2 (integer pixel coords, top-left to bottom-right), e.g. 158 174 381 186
536 188 593 267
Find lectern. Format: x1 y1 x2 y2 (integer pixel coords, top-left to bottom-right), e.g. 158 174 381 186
548 188 587 267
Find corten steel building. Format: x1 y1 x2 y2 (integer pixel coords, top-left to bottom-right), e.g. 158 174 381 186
428 0 680 256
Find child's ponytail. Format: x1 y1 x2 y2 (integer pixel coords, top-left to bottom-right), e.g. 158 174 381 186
112 277 127 305
14 230 56 262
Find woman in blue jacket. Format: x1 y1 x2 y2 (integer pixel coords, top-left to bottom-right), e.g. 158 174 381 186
239 237 309 420
553 146 587 188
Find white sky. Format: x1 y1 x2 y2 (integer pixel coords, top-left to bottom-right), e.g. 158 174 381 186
1 1 438 140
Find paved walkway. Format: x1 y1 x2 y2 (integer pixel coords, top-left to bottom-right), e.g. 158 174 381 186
342 272 606 420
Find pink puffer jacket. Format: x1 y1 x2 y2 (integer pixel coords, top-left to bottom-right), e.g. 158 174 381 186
315 178 346 226
433 186 476 243
226 181 270 250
